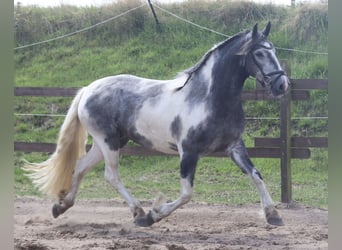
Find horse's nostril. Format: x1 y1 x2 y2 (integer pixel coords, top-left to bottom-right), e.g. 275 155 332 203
273 82 287 96
278 81 289 93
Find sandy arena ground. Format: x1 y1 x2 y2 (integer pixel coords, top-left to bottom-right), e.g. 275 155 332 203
14 197 327 250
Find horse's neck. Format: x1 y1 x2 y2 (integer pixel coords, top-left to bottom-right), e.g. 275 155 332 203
213 56 247 94
187 52 248 111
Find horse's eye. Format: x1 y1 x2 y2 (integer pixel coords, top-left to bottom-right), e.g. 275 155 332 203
255 51 263 58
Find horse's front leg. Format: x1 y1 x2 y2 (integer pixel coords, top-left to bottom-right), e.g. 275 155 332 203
230 139 284 226
134 152 198 227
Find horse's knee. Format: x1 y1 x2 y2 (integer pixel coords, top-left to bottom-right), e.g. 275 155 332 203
250 168 264 185
180 178 193 203
104 167 119 187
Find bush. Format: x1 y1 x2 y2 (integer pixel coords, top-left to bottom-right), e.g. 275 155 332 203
287 4 328 43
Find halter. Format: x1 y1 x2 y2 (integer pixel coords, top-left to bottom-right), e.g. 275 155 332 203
249 43 286 87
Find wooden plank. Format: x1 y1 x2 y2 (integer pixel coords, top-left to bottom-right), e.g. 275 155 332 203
241 90 276 100
292 137 328 148
14 142 310 159
207 148 309 158
14 87 79 97
120 145 176 157
255 137 328 148
241 90 309 101
249 148 309 159
291 79 328 90
15 87 270 99
291 90 310 101
14 142 56 153
290 148 310 159
113 146 310 159
15 87 310 100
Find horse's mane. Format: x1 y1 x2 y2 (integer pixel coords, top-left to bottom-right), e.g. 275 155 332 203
182 30 250 77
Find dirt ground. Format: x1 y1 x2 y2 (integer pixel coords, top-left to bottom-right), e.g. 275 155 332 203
14 197 328 250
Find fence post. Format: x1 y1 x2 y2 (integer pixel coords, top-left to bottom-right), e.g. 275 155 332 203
280 61 292 203
147 0 162 32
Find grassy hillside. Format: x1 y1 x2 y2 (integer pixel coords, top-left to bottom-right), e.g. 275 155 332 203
14 0 328 208
14 0 328 83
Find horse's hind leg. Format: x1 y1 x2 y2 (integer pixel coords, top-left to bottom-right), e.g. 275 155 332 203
52 142 103 218
230 139 284 226
100 145 145 221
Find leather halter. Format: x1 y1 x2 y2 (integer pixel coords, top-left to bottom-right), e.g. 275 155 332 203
249 43 286 87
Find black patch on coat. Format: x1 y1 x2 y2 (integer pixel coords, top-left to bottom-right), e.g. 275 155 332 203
168 142 178 152
184 75 209 106
85 75 163 151
170 115 182 140
181 50 247 155
180 152 199 186
230 139 263 179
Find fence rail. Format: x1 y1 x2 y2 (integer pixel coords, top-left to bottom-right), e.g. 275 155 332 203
14 86 310 100
14 78 328 203
13 141 312 159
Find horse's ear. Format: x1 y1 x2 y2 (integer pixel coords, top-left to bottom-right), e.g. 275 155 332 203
252 23 258 40
262 21 271 37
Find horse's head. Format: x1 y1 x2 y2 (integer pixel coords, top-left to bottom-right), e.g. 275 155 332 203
240 22 289 97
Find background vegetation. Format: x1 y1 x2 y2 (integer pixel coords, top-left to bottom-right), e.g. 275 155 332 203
14 0 328 208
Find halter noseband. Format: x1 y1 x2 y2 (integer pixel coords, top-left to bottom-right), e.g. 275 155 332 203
249 43 286 87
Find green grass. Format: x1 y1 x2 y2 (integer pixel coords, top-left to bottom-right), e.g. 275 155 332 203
15 145 327 209
14 1 327 209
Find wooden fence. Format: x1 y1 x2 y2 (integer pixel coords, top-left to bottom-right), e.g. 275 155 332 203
14 78 328 203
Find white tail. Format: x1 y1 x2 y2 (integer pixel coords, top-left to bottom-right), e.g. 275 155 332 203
24 88 87 198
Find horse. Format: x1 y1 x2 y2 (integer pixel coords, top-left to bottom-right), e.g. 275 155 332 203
25 22 289 227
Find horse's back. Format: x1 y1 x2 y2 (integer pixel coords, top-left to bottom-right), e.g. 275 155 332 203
85 74 188 92
77 74 188 152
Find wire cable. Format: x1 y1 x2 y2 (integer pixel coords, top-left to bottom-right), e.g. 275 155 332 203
151 2 328 56
14 1 328 55
14 3 147 50
14 113 328 120
152 3 230 38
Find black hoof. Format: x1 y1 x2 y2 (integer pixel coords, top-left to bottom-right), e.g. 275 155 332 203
265 207 284 226
52 204 62 218
267 216 284 226
134 210 155 227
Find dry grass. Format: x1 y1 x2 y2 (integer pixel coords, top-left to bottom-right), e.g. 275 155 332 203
287 4 328 42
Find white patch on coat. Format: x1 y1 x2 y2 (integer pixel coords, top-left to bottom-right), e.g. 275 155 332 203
200 53 216 92
133 55 218 154
135 84 210 154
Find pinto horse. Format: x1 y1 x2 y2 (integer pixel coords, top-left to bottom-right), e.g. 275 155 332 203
25 22 289 227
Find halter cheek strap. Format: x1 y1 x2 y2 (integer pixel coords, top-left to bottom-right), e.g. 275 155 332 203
250 44 286 87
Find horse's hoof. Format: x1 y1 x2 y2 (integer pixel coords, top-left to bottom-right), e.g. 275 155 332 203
134 210 155 227
265 206 284 226
52 204 61 218
133 207 146 219
267 216 284 226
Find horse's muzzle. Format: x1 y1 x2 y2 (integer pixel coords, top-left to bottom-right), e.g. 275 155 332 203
270 75 289 97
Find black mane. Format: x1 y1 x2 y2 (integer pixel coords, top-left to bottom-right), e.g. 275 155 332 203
183 30 250 77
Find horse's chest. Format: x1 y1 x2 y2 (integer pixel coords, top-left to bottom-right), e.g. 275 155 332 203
181 114 244 154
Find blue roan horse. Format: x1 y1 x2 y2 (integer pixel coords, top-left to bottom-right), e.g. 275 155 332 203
25 23 289 227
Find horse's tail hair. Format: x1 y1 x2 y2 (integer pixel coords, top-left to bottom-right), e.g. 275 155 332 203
23 88 88 198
